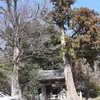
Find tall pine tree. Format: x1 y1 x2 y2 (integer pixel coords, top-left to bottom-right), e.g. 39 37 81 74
50 0 80 100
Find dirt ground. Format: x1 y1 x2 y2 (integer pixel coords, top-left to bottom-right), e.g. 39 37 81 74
82 97 100 100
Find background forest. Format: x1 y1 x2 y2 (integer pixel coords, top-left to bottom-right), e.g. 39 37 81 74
0 0 100 100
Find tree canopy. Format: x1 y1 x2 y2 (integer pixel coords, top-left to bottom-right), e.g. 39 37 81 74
0 0 100 100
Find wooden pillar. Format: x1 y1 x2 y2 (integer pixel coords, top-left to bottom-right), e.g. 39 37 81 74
42 85 46 100
60 84 63 100
61 84 63 91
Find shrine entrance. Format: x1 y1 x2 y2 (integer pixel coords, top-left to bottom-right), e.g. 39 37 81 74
38 69 67 100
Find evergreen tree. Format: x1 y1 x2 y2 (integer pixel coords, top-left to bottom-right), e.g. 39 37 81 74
50 0 81 100
71 7 100 99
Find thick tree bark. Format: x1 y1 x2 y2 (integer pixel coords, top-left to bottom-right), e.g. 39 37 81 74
64 66 80 100
60 27 80 100
11 46 21 100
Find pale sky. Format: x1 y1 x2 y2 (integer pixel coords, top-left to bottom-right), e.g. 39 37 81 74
72 0 100 13
37 0 100 14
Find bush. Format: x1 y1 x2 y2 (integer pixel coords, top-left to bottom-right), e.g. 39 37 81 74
89 81 100 98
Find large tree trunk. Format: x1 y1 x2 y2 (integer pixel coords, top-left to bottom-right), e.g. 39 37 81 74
64 66 80 100
11 46 21 100
60 27 80 100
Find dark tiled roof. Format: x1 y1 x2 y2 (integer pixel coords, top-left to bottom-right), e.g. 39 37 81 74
38 69 64 80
